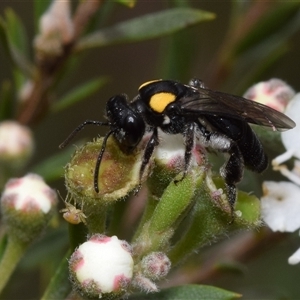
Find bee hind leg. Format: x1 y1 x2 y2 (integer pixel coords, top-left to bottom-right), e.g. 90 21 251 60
220 143 244 216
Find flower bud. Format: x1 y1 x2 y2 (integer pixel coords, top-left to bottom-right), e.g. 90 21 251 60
0 121 34 169
34 0 74 60
69 234 133 298
1 173 57 242
243 78 295 112
65 137 147 204
18 80 34 104
141 252 171 280
132 274 158 293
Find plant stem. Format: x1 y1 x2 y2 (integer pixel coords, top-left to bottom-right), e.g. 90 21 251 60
0 236 28 294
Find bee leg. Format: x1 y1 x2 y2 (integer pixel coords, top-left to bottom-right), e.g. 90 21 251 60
220 143 244 216
94 130 115 193
203 132 244 216
138 127 159 189
174 123 195 184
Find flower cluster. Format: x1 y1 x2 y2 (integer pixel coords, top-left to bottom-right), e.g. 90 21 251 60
249 80 300 264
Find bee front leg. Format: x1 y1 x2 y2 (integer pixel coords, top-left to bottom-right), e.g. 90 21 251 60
139 127 159 185
174 123 195 184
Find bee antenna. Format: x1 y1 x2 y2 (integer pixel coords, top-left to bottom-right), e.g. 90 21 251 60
94 129 116 193
59 120 109 149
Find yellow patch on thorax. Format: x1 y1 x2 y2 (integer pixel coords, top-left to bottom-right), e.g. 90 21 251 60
149 92 176 113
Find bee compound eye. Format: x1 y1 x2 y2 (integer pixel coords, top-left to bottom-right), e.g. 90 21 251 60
119 113 145 152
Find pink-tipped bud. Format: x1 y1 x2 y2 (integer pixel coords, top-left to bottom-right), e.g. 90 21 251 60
34 0 74 59
132 274 158 293
141 252 171 280
69 234 133 298
1 173 57 242
244 78 295 112
0 121 34 169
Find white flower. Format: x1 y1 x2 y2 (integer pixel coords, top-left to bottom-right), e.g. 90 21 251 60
272 94 300 183
261 181 300 232
154 130 205 169
69 234 133 298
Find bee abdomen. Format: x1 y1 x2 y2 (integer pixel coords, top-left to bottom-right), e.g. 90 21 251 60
238 124 268 173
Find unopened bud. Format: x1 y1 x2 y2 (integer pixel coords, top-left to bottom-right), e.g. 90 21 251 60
0 121 34 169
244 78 295 112
34 0 74 59
69 234 133 298
141 252 171 280
1 173 57 242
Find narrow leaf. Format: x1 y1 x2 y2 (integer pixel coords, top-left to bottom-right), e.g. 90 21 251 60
129 284 241 300
51 77 108 113
4 8 29 56
0 18 34 78
234 2 300 57
41 250 72 300
76 8 215 51
116 0 137 8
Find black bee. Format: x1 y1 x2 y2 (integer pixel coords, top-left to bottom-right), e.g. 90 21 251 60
60 79 295 210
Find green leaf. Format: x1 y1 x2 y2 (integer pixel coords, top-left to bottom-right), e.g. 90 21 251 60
233 2 300 57
235 191 261 224
0 17 34 78
128 284 241 300
148 170 201 234
116 0 137 8
4 8 29 56
51 77 108 113
41 250 72 300
31 147 75 182
76 8 215 51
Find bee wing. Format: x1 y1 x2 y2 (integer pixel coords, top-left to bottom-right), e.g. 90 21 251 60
180 88 296 130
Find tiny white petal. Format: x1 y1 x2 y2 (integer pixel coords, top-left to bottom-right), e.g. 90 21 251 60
155 131 185 162
288 248 300 265
261 181 300 232
281 94 300 159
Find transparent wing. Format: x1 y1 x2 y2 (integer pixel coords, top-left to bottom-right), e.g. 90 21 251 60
180 88 295 130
